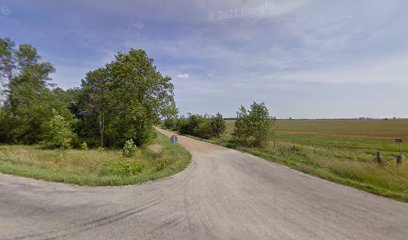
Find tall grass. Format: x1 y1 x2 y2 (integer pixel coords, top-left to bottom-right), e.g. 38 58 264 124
0 133 191 186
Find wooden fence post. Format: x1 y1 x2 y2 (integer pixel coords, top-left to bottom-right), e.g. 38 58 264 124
376 152 382 164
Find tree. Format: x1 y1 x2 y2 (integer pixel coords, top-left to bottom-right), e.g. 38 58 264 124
0 40 74 144
0 38 15 105
178 113 202 136
77 68 110 147
75 49 177 147
176 113 226 139
208 113 226 138
108 49 176 146
41 110 74 149
234 102 275 147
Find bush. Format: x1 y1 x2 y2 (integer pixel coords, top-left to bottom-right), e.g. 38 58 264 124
123 139 137 157
41 110 75 149
99 160 143 176
179 114 203 135
195 121 212 139
234 102 275 148
0 109 14 143
70 134 82 149
177 113 226 139
162 118 177 130
208 113 226 138
80 142 88 150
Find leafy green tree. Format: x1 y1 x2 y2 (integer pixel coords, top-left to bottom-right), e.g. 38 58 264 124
0 40 74 144
41 110 74 149
0 38 15 141
179 113 203 136
234 102 275 147
208 113 226 138
77 68 110 147
76 49 177 147
7 45 58 143
108 49 176 146
176 113 226 139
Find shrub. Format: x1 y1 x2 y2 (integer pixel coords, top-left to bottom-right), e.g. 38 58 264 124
177 113 226 139
41 110 75 149
80 142 88 150
179 114 203 135
123 139 137 157
70 134 82 149
208 113 226 138
99 160 143 176
162 118 177 130
195 121 212 139
174 117 186 131
234 102 275 148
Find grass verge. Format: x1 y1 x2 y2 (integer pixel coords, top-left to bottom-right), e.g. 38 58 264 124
0 132 191 186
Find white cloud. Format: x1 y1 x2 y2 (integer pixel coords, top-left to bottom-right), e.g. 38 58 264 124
132 21 145 30
175 73 190 79
281 53 408 85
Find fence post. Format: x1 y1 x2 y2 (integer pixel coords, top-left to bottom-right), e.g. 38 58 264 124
396 155 402 165
376 152 382 164
395 139 403 165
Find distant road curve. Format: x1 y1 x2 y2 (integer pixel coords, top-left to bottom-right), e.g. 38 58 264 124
0 128 407 240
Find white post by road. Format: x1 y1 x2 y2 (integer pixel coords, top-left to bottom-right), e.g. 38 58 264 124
170 135 178 154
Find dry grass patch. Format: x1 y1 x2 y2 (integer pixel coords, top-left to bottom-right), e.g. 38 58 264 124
0 133 191 186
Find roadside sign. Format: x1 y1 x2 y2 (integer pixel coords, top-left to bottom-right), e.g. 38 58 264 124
170 135 178 154
170 135 178 144
395 139 403 143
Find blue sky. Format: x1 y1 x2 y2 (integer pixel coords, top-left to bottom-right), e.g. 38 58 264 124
1 0 408 118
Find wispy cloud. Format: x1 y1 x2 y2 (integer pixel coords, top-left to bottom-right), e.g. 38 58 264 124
175 73 190 79
2 0 408 118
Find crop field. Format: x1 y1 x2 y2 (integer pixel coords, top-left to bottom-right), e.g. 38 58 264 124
226 119 408 151
275 119 408 140
218 119 408 201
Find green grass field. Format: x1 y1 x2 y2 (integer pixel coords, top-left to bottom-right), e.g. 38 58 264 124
216 119 408 202
0 133 191 186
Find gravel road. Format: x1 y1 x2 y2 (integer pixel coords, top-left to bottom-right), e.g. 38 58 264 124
0 128 407 240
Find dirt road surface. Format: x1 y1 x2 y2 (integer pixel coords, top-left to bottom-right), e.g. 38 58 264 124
0 128 407 240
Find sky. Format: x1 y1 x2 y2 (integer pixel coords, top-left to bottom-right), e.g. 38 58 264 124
1 0 408 119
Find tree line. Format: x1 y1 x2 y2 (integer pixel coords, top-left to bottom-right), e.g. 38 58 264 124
162 102 275 148
0 37 176 149
163 113 226 139
0 37 275 150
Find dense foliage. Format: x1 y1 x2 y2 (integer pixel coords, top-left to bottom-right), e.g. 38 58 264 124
163 113 226 139
74 49 177 147
234 102 275 147
123 139 137 157
0 38 74 144
41 110 74 149
0 37 177 148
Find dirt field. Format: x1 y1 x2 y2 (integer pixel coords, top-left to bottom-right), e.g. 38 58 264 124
226 119 408 140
